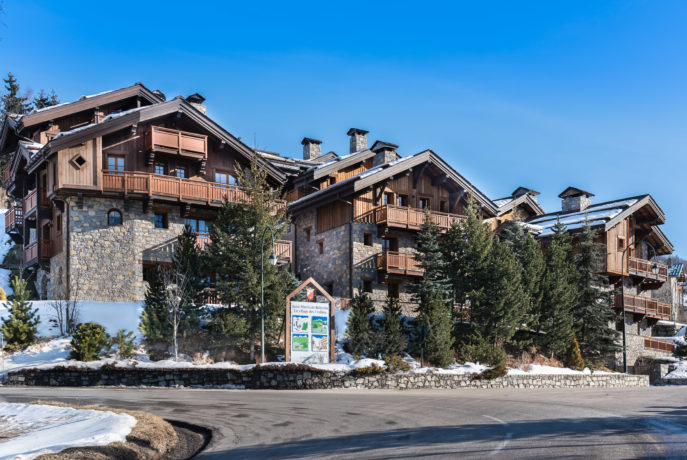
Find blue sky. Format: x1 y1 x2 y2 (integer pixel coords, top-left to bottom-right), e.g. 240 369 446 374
2 1 686 255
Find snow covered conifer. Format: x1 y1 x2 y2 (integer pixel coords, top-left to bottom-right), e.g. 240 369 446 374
346 291 376 356
379 295 407 357
1 276 39 351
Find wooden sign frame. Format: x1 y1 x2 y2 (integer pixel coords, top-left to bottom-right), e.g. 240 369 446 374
285 277 335 363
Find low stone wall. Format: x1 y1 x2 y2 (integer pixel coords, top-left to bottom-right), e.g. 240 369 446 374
656 378 687 385
5 366 649 389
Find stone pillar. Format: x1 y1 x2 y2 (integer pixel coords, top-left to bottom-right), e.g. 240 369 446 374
301 137 322 160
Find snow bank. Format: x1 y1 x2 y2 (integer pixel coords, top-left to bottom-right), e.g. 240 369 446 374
0 301 143 338
507 364 614 375
664 361 687 380
0 209 14 296
335 308 350 342
0 403 136 460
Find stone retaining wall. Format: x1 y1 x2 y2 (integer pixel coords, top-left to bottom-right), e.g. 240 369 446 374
5 366 649 390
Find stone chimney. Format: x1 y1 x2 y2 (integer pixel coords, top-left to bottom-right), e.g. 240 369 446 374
347 128 369 153
512 187 540 203
301 137 322 160
152 89 166 101
370 140 399 167
186 93 206 114
558 187 594 213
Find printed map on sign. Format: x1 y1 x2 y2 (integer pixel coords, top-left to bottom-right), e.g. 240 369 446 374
290 301 330 363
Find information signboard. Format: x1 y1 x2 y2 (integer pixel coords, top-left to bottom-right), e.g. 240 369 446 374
285 278 335 363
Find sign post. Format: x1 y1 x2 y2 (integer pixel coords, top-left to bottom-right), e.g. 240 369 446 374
285 277 335 363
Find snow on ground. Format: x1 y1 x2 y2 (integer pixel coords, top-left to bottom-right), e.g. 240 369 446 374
0 403 136 460
1 338 72 376
507 364 614 375
0 210 14 296
664 361 687 380
0 301 143 338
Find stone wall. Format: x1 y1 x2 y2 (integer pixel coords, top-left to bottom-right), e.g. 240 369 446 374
48 196 189 301
6 366 649 389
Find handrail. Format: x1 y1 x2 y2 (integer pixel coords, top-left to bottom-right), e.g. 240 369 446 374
373 204 465 230
614 293 671 320
4 206 23 231
147 125 207 157
23 189 38 215
376 250 423 275
195 232 291 262
628 256 668 280
644 337 674 353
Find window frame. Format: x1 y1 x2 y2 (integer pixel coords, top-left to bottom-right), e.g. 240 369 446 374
106 154 125 175
107 209 123 226
176 166 188 179
154 163 167 176
154 212 168 229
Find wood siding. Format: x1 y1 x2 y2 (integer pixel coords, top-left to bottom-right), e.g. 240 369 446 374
316 201 350 233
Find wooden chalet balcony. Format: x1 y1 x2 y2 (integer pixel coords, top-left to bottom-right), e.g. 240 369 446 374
3 161 11 183
194 232 292 263
24 239 52 264
628 256 668 282
23 189 38 216
644 337 674 353
374 204 465 230
377 251 423 276
4 206 23 233
614 293 671 321
146 126 207 160
102 171 248 205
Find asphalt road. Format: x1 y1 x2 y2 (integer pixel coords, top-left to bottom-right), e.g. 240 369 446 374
1 386 687 459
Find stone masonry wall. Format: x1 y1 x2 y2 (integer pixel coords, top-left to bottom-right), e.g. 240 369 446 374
6 366 649 390
294 209 350 298
48 196 189 301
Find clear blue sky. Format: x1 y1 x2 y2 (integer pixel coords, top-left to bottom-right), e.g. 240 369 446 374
2 1 685 255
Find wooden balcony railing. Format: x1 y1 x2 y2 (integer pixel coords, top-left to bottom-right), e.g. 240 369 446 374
3 161 11 183
374 204 465 230
628 256 668 281
146 126 207 159
102 171 249 205
199 288 220 305
614 293 671 321
24 239 54 264
23 189 37 215
644 337 674 353
376 251 423 276
195 233 292 263
24 241 38 264
4 206 23 232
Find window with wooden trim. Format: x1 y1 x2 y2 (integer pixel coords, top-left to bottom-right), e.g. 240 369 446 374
55 213 62 235
383 192 394 206
107 209 123 226
215 170 237 186
419 197 430 210
363 232 373 246
440 200 448 212
106 155 125 175
176 166 188 179
317 239 324 254
185 218 209 234
617 237 625 252
397 195 408 207
154 213 168 229
70 153 87 170
154 163 167 175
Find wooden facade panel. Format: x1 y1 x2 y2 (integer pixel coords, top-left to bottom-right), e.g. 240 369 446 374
317 201 350 233
354 191 375 222
58 139 99 188
606 220 628 275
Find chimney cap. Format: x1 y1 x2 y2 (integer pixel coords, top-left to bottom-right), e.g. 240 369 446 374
347 128 369 136
186 93 206 104
558 186 594 199
301 137 322 145
370 140 399 152
512 186 540 198
152 89 166 101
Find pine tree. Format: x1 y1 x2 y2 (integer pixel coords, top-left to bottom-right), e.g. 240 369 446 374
139 264 172 341
172 224 204 335
379 295 407 357
470 238 528 346
1 276 39 350
420 292 454 367
537 221 578 357
573 222 620 364
33 89 60 110
502 222 545 337
1 73 30 118
346 291 376 356
207 158 290 361
565 334 585 371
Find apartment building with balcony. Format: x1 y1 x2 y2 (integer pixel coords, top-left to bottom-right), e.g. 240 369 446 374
267 129 497 312
525 187 675 370
0 83 291 301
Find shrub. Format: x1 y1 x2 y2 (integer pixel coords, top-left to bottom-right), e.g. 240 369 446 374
1 276 39 351
564 335 585 371
384 355 411 373
461 341 507 367
113 329 136 359
352 363 386 374
70 323 110 361
474 362 507 380
0 287 6 301
674 343 687 359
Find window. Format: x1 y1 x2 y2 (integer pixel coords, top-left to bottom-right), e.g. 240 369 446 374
388 283 399 299
383 237 399 252
304 227 311 242
363 232 373 246
215 171 237 186
383 192 394 206
154 213 168 229
108 209 122 226
56 213 62 235
107 155 125 175
185 218 209 234
70 154 87 169
440 200 448 212
363 280 372 293
618 237 625 251
397 195 408 207
176 167 188 179
154 163 166 175
419 198 430 209
317 239 324 254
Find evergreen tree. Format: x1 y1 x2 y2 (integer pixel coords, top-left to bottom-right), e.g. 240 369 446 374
1 73 30 118
207 158 290 360
565 334 585 371
412 211 453 367
1 276 39 350
172 224 204 335
346 291 376 356
537 221 578 357
470 238 528 346
33 89 60 110
379 295 407 356
139 264 172 341
573 223 620 364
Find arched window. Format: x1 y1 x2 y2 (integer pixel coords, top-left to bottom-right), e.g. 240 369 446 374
107 209 123 226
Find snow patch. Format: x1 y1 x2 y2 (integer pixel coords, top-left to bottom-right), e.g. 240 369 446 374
0 403 136 460
664 361 687 380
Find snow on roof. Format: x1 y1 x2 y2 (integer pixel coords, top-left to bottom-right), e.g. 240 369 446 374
669 263 684 277
52 106 147 141
24 88 121 116
493 197 513 208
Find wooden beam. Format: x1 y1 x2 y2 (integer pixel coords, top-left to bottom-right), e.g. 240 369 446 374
449 189 465 211
413 163 427 189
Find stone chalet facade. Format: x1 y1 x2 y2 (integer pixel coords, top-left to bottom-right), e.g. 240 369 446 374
0 84 291 301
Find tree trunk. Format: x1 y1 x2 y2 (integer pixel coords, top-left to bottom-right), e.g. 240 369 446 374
249 338 255 362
